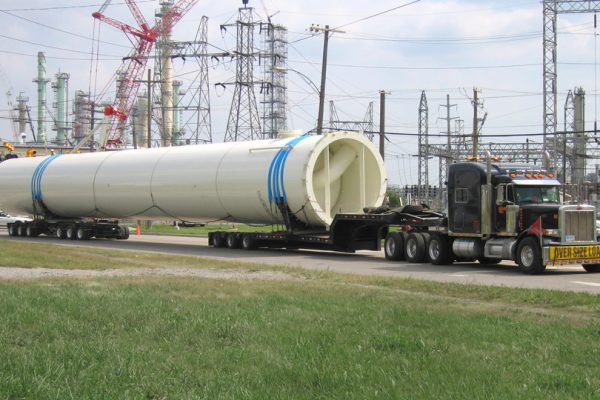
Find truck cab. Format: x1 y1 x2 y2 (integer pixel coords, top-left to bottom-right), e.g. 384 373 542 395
445 161 599 273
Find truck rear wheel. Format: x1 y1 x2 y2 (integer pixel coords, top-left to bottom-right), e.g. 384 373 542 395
76 227 91 240
26 224 39 238
427 234 453 265
66 225 77 240
17 223 27 237
56 226 67 239
212 232 225 248
516 237 546 274
241 234 257 250
117 225 130 240
405 232 426 263
7 223 18 237
226 233 241 249
384 233 405 261
582 264 600 273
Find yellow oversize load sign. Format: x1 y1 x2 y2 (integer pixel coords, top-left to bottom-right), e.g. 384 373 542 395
550 245 600 260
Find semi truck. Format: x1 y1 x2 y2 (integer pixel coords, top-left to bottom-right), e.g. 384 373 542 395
0 131 598 274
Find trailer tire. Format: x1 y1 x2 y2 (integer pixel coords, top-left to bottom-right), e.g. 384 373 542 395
582 264 600 273
384 233 405 261
56 226 67 239
212 232 225 248
7 223 18 237
117 225 130 240
17 223 27 237
76 227 91 241
65 225 77 240
427 234 453 265
241 234 257 250
516 237 546 274
405 232 427 263
226 233 241 249
26 224 39 238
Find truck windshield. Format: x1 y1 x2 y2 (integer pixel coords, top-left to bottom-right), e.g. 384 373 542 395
513 185 560 205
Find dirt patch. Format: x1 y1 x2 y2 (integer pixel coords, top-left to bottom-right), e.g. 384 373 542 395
0 267 300 281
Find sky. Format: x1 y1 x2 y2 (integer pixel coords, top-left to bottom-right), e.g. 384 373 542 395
0 0 598 186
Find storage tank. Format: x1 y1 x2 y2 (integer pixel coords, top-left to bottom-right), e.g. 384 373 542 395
0 131 387 228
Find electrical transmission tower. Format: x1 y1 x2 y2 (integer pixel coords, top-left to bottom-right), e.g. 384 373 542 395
417 91 429 205
260 21 288 139
167 15 217 144
543 0 600 168
437 94 457 191
328 101 374 139
224 1 262 142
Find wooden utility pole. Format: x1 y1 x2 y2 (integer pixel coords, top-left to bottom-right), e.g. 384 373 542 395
379 90 386 160
472 88 479 158
309 24 344 134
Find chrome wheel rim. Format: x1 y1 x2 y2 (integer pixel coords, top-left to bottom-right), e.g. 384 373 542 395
521 245 534 267
407 238 417 258
429 240 440 260
385 238 396 255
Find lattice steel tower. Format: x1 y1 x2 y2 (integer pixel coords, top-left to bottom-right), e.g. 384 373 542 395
260 22 287 139
543 0 600 166
417 91 429 204
224 1 262 142
329 101 374 139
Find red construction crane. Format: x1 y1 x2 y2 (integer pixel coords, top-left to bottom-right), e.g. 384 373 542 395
92 0 198 148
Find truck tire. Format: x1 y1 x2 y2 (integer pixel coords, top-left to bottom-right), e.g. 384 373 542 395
212 232 225 248
582 264 600 273
56 226 67 239
76 227 91 240
117 225 130 240
384 232 405 261
241 233 257 250
226 233 241 249
516 237 546 274
17 223 27 237
66 225 77 240
427 234 453 265
405 232 427 263
7 223 18 237
26 224 39 238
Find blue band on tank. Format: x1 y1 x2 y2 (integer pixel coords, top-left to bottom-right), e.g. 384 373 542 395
31 154 62 202
267 134 311 206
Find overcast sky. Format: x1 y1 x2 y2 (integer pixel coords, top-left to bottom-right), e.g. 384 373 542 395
0 0 598 185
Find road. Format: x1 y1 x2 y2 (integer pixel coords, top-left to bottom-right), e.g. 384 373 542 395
2 231 600 294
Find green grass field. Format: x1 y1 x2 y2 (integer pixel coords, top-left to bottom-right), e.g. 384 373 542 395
1 240 599 399
139 222 278 236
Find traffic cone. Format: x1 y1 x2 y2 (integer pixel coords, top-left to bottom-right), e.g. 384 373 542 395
136 225 141 236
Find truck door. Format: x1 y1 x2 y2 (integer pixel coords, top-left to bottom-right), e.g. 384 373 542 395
449 169 481 234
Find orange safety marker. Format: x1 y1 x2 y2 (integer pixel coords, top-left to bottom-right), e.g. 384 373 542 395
135 225 141 236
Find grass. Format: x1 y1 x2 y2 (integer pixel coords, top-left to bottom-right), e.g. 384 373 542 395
0 241 600 398
139 222 279 236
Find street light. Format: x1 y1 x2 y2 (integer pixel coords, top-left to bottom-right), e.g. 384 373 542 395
272 66 322 132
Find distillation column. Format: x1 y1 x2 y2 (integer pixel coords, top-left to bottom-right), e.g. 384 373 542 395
33 52 49 144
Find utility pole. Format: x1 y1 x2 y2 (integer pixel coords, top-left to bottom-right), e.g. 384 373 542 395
147 69 152 148
310 24 344 134
472 88 483 159
379 90 386 160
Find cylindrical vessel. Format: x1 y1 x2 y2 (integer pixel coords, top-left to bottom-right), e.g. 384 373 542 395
0 131 387 228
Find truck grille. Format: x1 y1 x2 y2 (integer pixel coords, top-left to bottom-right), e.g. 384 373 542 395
563 209 595 242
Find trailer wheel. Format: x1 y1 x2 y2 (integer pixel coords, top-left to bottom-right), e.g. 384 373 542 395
582 264 600 273
7 223 18 237
240 234 257 250
516 237 546 274
384 233 405 261
427 234 453 265
26 224 39 238
212 232 226 248
56 225 67 239
117 225 130 240
405 232 427 263
17 223 27 237
76 227 91 241
226 233 241 249
65 225 77 240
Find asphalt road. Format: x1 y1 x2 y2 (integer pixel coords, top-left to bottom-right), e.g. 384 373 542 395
2 231 600 294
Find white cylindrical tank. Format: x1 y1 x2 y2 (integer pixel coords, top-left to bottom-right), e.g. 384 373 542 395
0 131 387 228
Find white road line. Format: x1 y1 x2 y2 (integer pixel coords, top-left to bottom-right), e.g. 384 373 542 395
571 281 600 287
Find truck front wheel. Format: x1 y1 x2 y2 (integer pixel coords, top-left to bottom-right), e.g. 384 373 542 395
405 232 426 263
384 233 405 261
516 237 546 274
427 234 453 265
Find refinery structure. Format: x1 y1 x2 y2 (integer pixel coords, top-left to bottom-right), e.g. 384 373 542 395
1 0 600 207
